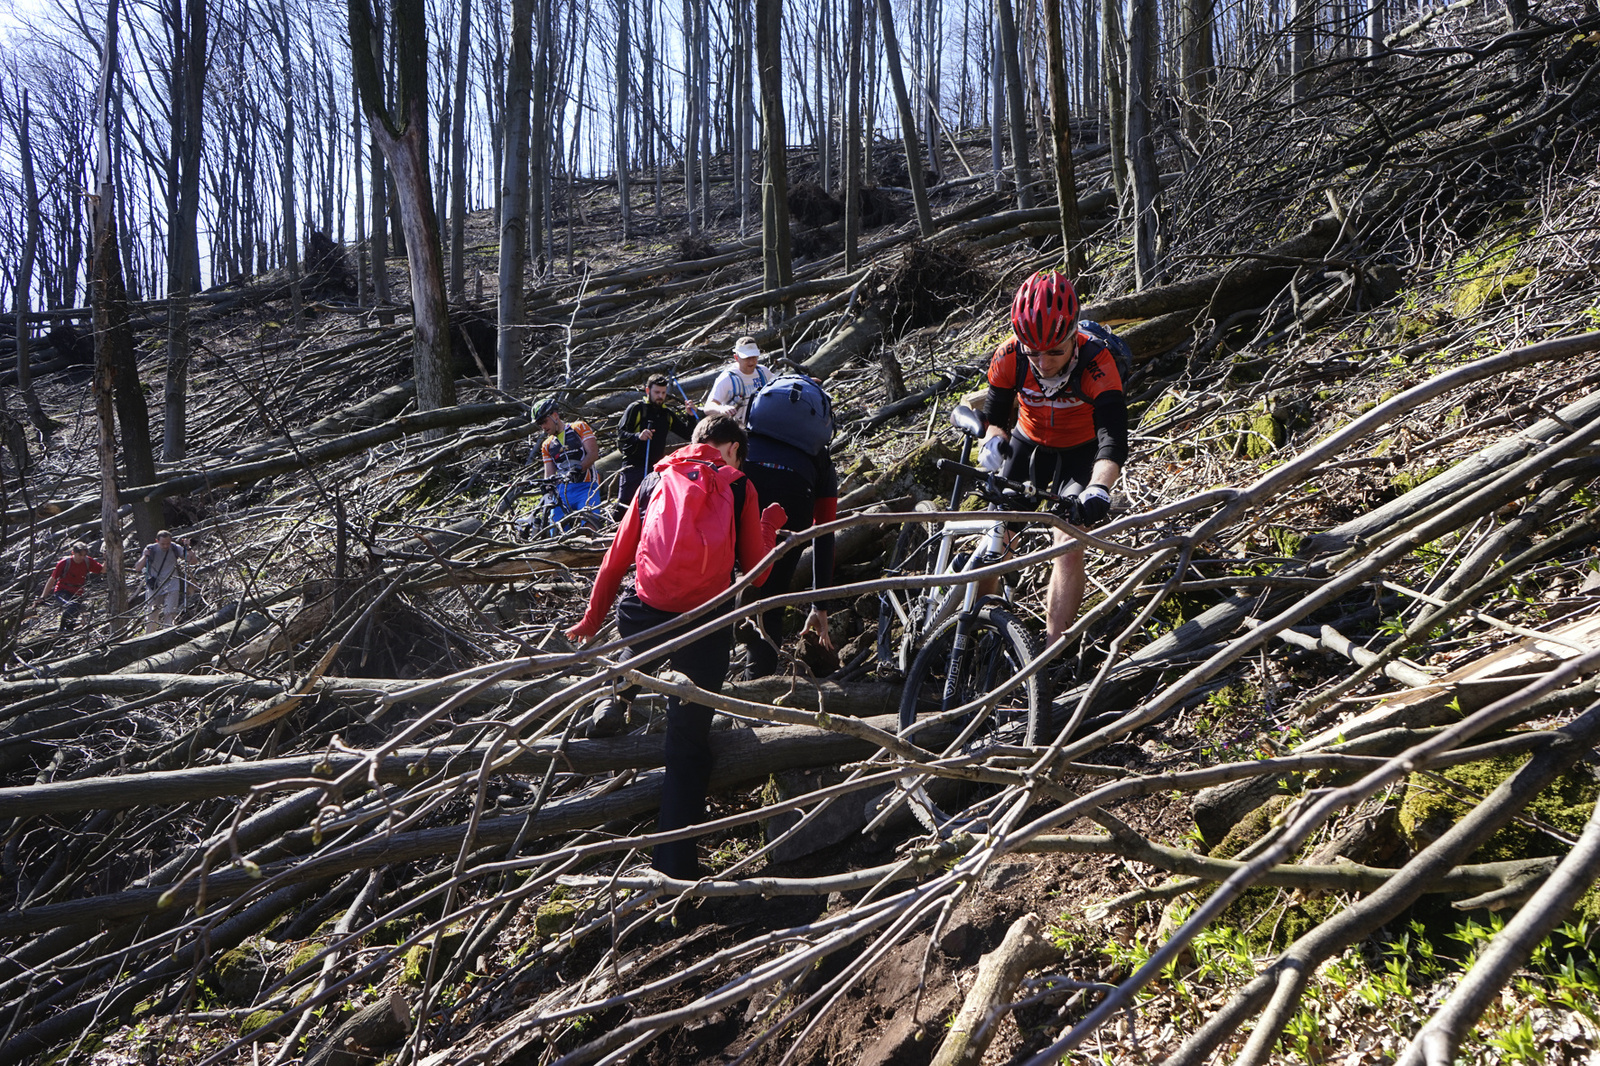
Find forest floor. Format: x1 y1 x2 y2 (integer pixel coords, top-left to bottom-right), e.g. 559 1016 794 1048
6 6 1600 1065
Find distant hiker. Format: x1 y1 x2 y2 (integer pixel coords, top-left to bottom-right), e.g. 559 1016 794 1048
533 397 601 523
566 415 786 880
618 374 698 506
702 336 773 427
978 269 1129 643
740 374 840 678
135 529 193 633
38 541 103 631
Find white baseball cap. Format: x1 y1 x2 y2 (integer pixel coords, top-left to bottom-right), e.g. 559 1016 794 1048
733 338 761 361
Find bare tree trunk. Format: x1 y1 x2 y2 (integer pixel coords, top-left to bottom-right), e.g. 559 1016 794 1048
449 0 473 297
274 3 303 329
163 0 206 461
697 0 712 229
353 89 368 304
1290 0 1315 102
876 0 936 236
756 0 793 325
683 0 699 235
1042 0 1084 274
90 0 131 617
349 0 459 429
739 0 755 236
529 0 550 273
995 0 1034 207
1366 0 1389 56
82 14 159 545
814 0 827 194
990 3 1004 191
614 0 632 240
498 0 534 390
1104 0 1128 204
923 0 942 183
1180 0 1216 141
1126 0 1162 286
10 90 51 434
844 0 863 268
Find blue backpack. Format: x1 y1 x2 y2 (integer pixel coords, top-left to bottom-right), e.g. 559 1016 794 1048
747 374 835 455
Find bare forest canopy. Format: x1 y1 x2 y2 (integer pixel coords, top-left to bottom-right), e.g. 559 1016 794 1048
3 0 1600 1061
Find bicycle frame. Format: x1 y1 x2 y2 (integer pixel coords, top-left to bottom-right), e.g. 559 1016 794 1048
880 412 1011 672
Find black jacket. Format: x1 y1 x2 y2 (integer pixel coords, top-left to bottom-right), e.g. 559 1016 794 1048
619 399 697 468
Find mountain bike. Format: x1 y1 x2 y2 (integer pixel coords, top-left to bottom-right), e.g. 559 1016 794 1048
514 476 608 539
882 405 1083 752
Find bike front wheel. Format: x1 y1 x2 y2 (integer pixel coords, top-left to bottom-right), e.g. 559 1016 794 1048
897 604 1051 748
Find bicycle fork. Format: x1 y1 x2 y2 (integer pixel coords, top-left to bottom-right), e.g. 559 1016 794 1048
938 524 1006 714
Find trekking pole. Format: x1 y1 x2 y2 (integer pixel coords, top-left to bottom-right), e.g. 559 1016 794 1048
669 372 693 409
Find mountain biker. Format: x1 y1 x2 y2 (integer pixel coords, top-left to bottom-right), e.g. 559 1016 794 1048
740 376 839 678
702 336 772 426
565 414 787 880
533 397 602 522
978 269 1128 645
618 374 698 505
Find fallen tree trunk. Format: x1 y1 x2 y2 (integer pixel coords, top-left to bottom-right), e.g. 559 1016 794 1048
302 992 411 1066
930 913 1063 1066
0 687 904 817
120 403 526 504
0 712 910 935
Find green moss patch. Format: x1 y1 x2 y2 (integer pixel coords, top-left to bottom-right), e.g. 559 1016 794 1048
239 1009 283 1037
1390 464 1449 495
1451 232 1537 318
534 900 579 939
1398 753 1598 863
1211 794 1292 860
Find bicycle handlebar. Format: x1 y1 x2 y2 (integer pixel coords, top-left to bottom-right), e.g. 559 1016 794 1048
933 458 1083 521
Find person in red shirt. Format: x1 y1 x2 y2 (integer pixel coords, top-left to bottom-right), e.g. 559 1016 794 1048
980 270 1129 643
566 414 786 879
38 541 104 631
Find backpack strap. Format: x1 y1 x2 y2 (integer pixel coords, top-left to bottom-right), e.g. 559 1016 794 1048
728 473 748 575
1012 333 1109 404
1065 336 1107 403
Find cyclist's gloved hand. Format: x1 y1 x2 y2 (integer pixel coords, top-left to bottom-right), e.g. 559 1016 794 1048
1078 484 1112 526
760 502 789 535
977 435 1010 473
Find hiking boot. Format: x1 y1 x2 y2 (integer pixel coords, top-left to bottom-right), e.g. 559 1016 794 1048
587 697 630 738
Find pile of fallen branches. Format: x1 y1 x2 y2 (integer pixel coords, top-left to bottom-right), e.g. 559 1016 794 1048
2 324 1598 1064
3 6 1600 1063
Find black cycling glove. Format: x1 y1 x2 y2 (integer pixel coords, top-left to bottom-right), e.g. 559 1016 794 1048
1077 484 1112 526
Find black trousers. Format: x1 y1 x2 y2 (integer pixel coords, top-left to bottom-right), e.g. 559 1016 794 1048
739 470 815 679
615 591 733 879
618 464 647 506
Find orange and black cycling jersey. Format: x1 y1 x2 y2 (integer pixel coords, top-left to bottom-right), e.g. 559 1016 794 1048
984 330 1128 464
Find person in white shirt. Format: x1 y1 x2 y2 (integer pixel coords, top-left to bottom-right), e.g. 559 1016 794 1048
703 336 773 426
135 530 194 632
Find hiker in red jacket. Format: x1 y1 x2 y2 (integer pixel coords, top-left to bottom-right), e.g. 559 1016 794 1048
566 414 786 879
38 541 104 631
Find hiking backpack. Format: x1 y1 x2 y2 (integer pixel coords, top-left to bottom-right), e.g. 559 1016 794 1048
1010 320 1134 401
634 459 749 613
747 374 835 455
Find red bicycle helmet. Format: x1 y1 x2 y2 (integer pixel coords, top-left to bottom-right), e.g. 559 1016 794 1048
1010 270 1080 352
